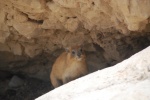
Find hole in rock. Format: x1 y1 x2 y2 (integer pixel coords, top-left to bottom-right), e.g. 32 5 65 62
92 2 95 5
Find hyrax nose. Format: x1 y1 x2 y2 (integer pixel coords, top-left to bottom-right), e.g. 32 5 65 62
77 52 81 57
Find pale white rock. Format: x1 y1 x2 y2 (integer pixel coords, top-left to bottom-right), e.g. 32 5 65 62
0 31 10 43
13 12 28 23
110 0 150 31
36 46 150 100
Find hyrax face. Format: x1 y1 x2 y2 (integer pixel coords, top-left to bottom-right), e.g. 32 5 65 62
66 45 84 61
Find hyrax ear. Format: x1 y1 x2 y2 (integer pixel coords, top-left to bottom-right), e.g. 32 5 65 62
65 47 70 52
78 44 83 48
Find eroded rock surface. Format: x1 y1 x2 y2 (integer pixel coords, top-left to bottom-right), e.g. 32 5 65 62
0 0 150 80
0 0 150 57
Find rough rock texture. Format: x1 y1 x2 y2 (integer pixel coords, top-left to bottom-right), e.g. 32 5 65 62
0 0 150 80
36 46 150 100
0 0 150 56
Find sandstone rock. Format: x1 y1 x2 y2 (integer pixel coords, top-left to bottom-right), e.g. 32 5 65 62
8 42 22 55
9 76 24 88
0 43 11 52
0 10 10 43
23 44 42 57
0 0 149 57
64 18 79 32
36 46 150 100
41 19 63 30
13 21 40 39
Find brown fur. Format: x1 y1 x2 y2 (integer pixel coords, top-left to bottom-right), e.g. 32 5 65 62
50 45 88 88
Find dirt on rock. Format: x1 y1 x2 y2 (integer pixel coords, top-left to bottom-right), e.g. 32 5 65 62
0 75 52 100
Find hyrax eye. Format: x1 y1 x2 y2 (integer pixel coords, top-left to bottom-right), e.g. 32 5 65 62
72 50 75 55
80 48 82 52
